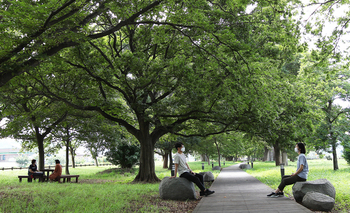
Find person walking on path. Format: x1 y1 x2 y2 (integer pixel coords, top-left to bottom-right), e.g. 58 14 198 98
267 142 309 198
49 159 62 182
170 142 215 196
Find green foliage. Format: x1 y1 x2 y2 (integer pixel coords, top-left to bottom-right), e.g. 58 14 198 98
105 143 140 169
343 143 350 165
15 155 29 167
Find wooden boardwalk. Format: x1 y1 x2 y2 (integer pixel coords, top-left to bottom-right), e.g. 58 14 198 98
193 164 313 213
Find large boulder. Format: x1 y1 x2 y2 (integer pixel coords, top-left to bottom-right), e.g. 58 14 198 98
239 164 251 169
292 179 336 202
198 172 215 182
302 192 335 212
212 166 221 171
159 177 197 200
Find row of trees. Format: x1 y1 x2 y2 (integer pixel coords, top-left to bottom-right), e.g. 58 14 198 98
1 0 350 182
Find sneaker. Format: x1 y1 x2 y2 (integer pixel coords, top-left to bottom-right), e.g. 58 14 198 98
205 189 215 196
270 192 284 198
200 191 205 196
267 192 276 197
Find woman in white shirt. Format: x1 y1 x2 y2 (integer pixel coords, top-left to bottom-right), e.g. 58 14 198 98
267 142 309 198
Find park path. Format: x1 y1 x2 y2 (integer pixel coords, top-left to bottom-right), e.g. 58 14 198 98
193 164 313 213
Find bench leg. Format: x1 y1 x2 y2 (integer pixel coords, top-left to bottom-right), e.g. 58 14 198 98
76 177 78 183
19 178 22 182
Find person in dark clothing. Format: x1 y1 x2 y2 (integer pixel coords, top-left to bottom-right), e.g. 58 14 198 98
170 142 215 196
28 159 44 182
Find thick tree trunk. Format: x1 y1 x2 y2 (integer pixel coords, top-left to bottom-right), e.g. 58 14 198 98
133 137 160 183
35 128 45 170
263 147 269 161
163 151 169 169
206 154 210 165
332 143 339 170
274 142 281 166
94 157 99 167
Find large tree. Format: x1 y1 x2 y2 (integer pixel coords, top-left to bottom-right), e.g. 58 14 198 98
7 0 302 182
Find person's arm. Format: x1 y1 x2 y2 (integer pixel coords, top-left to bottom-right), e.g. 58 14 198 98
292 164 304 176
186 163 195 174
170 164 179 178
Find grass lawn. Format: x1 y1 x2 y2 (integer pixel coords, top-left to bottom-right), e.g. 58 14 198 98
245 158 350 213
0 161 235 213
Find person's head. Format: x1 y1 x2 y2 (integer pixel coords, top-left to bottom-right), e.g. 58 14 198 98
31 159 36 165
296 143 306 154
55 160 60 164
175 142 184 152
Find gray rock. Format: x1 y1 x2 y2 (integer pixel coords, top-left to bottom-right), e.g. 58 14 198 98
292 179 336 202
239 164 251 169
159 177 197 200
212 166 221 171
302 192 335 212
198 172 215 182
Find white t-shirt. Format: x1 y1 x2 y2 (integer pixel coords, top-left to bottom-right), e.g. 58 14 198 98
174 152 190 176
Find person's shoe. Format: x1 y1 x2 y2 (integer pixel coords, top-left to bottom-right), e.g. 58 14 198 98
267 192 276 197
270 192 284 198
205 189 215 196
200 191 206 196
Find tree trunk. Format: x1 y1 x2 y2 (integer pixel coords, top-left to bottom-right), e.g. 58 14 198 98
332 143 339 170
70 148 75 168
163 151 169 169
133 137 160 183
206 154 210 165
282 151 288 166
214 138 221 167
274 142 281 166
65 140 70 175
35 128 45 170
263 147 269 161
94 157 99 167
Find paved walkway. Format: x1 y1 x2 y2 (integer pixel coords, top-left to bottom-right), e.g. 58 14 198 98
193 164 313 213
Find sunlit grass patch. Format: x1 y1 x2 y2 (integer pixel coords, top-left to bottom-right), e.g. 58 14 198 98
245 159 350 212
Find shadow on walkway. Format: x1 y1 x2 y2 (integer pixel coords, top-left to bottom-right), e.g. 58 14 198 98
193 164 313 213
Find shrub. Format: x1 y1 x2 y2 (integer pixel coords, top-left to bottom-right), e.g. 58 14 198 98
343 145 350 165
105 143 140 168
15 155 29 167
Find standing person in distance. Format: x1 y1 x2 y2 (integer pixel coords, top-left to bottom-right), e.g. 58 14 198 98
170 142 215 196
267 142 309 198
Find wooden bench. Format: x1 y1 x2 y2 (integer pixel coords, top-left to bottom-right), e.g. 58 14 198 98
57 175 80 183
18 175 46 182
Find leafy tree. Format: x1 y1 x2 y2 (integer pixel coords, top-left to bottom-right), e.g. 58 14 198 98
15 154 29 167
105 142 140 169
5 0 303 183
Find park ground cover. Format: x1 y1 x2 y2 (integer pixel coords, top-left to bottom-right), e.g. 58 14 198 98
245 159 350 213
0 161 235 213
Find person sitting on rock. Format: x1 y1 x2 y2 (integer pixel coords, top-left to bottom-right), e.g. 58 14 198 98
170 142 215 196
49 159 62 182
267 142 309 198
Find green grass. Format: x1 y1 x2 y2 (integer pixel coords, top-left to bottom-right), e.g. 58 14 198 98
245 159 350 212
0 161 236 213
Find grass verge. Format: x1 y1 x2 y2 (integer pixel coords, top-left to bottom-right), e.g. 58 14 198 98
0 161 235 213
245 159 350 213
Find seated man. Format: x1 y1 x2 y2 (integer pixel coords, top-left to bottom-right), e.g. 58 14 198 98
49 160 62 181
170 142 215 196
28 159 44 182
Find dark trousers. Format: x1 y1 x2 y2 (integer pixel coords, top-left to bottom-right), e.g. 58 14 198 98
180 172 206 192
278 175 306 191
28 172 44 182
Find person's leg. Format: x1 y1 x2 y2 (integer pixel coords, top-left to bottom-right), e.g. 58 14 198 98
277 175 305 192
195 173 204 185
180 172 206 192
